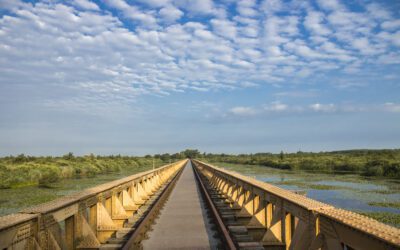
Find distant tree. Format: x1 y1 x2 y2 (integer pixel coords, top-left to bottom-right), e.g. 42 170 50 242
181 149 201 159
280 151 284 160
63 152 74 160
160 153 171 162
13 154 27 163
88 153 95 160
383 163 400 178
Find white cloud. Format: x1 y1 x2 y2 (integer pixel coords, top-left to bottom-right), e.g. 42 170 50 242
137 0 171 8
383 103 400 113
226 102 400 118
316 0 343 11
72 0 99 11
381 20 400 30
0 0 399 111
377 31 400 47
210 18 237 39
0 0 399 156
351 37 381 55
377 52 400 64
240 25 258 37
327 10 372 33
174 0 215 15
264 101 288 112
309 103 336 112
194 29 215 40
304 11 330 36
320 42 348 55
241 48 262 58
260 0 284 14
366 3 391 20
159 5 183 22
104 0 129 10
275 90 318 98
0 0 29 11
229 106 257 116
105 0 157 26
284 40 324 59
263 15 298 47
237 0 257 17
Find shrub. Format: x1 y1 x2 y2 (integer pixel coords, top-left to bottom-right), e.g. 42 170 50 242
38 165 61 187
83 164 100 177
383 163 400 178
60 166 75 178
363 165 384 176
0 164 12 188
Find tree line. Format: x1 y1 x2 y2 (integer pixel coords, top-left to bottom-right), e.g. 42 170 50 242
1 148 399 189
200 149 400 179
0 149 201 188
0 153 165 188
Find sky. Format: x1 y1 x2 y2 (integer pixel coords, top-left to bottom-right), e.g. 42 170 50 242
0 0 399 156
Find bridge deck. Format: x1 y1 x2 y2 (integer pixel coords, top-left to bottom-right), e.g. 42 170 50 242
141 161 219 249
2 159 399 250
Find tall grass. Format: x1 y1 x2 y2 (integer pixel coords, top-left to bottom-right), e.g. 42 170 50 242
0 154 165 189
202 149 400 179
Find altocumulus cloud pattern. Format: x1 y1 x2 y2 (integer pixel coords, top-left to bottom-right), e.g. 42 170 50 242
0 0 400 155
1 0 400 102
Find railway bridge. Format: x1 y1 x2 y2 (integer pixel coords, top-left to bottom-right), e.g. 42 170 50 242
0 159 399 250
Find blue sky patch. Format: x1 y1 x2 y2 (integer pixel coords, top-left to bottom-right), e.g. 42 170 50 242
0 0 399 155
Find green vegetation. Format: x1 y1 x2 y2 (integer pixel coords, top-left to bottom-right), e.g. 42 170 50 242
368 189 398 194
276 180 342 190
2 148 400 189
150 149 201 161
200 149 400 179
0 149 205 189
0 149 201 189
358 212 400 228
0 153 167 189
368 202 400 209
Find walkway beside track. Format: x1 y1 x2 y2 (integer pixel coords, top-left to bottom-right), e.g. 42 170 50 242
141 161 219 249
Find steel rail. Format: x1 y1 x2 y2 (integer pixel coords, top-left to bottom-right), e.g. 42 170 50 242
192 160 238 250
121 165 184 250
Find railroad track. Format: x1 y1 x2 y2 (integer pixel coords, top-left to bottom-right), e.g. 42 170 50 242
120 161 230 249
114 165 184 249
1 159 398 250
122 161 264 250
193 163 265 250
192 162 238 250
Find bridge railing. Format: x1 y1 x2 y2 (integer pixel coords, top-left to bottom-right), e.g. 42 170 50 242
193 159 400 250
0 159 187 250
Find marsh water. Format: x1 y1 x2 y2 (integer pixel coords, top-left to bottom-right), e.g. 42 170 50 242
212 162 400 215
1 162 399 225
0 166 152 216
